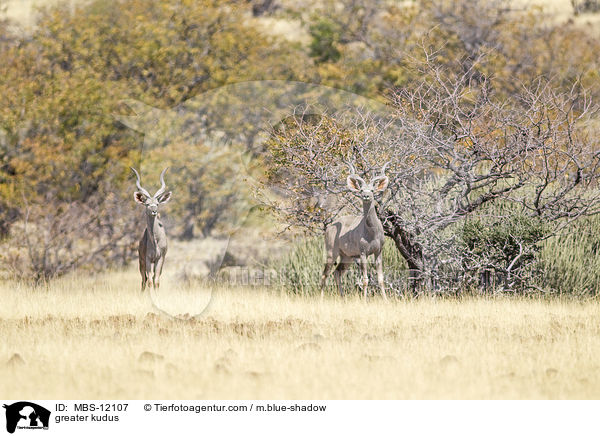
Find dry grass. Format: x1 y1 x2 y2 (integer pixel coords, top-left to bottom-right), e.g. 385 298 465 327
1 269 599 399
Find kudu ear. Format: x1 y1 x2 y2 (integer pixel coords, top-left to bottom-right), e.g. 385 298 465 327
347 175 366 192
371 176 389 193
157 191 172 204
134 192 149 204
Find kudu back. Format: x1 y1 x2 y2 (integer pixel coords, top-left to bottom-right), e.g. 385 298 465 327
131 167 172 291
320 162 389 300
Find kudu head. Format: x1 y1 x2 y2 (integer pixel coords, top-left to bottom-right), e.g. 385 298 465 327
346 161 389 204
131 167 172 217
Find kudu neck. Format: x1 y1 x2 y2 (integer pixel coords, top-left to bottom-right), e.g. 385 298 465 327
146 214 163 239
362 199 379 227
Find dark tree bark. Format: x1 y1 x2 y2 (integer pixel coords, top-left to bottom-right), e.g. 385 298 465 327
379 207 425 293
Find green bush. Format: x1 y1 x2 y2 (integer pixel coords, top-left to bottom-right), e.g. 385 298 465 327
308 18 342 63
461 213 546 285
460 202 600 296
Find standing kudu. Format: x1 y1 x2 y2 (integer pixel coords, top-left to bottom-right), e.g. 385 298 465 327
131 167 172 292
320 162 390 300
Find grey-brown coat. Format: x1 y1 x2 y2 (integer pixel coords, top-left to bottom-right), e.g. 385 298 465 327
321 163 389 300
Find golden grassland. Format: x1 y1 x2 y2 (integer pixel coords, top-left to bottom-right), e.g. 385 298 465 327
1 269 599 399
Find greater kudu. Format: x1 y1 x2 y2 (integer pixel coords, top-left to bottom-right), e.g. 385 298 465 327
320 162 389 300
131 167 172 291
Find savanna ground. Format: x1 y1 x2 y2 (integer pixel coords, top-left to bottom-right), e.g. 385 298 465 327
1 268 599 399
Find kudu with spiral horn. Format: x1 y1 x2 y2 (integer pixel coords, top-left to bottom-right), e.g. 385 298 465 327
320 161 390 300
131 167 172 291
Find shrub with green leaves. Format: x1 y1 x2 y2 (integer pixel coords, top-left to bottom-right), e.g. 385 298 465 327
461 214 546 282
308 17 342 63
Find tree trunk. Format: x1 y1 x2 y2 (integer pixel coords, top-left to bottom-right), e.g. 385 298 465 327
380 208 427 295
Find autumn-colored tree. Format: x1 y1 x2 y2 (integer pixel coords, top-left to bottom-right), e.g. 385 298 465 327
282 0 600 100
0 0 308 279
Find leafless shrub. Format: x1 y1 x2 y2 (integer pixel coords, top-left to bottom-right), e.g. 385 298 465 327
3 190 137 283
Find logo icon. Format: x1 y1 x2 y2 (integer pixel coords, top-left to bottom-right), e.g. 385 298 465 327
3 402 50 434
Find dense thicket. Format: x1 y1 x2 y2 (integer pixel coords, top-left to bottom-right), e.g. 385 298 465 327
0 0 306 280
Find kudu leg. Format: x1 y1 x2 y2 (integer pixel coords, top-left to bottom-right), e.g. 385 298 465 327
148 262 156 289
139 257 147 292
154 256 165 289
334 257 351 297
360 253 369 299
320 260 335 299
375 253 388 301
